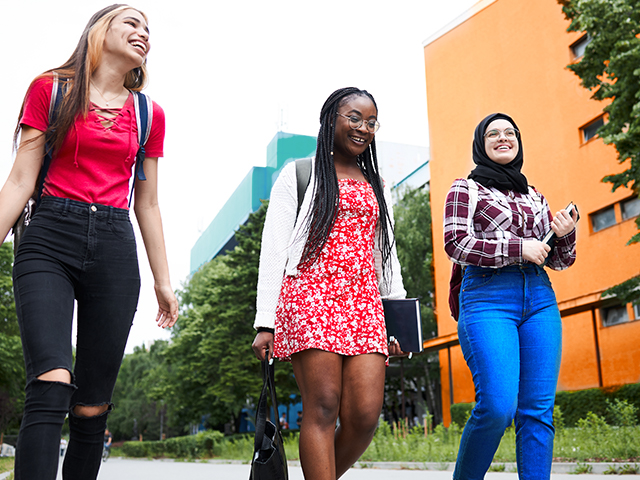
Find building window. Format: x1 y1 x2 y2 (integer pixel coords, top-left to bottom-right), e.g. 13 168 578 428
571 34 591 59
581 116 605 143
621 196 640 221
601 304 629 327
591 205 616 232
633 302 640 320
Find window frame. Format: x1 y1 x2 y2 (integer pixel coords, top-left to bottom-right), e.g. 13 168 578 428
590 204 617 233
580 115 605 144
600 303 630 328
621 196 640 221
570 34 592 60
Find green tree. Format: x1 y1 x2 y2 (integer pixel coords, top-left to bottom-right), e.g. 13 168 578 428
0 242 25 440
161 202 298 433
109 340 177 441
391 186 441 424
559 0 640 300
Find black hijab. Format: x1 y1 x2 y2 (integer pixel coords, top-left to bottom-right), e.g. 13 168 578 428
468 112 529 194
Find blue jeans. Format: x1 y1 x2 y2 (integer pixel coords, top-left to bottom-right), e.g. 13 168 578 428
13 197 140 480
454 264 562 480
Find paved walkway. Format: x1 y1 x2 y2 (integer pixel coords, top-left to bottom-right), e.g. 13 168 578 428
50 458 640 479
0 458 636 479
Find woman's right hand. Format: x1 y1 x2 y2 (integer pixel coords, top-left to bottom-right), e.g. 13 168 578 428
252 331 274 361
522 239 551 265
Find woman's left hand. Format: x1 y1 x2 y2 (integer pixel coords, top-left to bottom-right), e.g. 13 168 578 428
154 283 179 328
551 208 579 238
388 337 409 357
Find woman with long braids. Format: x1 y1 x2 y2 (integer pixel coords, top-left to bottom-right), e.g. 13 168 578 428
444 113 577 480
252 87 406 480
0 5 178 478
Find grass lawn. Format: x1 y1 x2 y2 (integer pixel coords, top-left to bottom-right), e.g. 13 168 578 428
360 419 640 463
108 403 640 463
0 456 14 473
119 420 639 463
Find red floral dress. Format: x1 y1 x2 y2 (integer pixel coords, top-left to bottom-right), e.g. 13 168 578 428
274 178 388 360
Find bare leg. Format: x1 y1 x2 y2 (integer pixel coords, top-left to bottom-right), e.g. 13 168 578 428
291 349 344 480
334 353 386 479
38 368 72 383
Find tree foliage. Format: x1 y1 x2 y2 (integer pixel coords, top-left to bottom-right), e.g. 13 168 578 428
393 186 436 339
559 0 640 299
159 202 298 432
391 186 442 424
560 0 640 207
109 340 178 441
0 242 25 436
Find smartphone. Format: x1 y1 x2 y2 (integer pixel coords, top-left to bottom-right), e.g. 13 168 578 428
542 202 580 245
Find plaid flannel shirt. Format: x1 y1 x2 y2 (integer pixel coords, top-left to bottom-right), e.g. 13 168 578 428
444 178 576 270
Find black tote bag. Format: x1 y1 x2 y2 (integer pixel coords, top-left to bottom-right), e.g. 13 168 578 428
249 357 288 480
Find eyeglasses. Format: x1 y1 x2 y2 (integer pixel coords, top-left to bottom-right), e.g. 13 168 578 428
484 128 519 140
336 113 381 133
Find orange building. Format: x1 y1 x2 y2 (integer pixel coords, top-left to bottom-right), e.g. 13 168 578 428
423 0 640 425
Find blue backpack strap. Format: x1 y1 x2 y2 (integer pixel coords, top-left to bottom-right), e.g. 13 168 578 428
36 71 64 207
129 91 153 207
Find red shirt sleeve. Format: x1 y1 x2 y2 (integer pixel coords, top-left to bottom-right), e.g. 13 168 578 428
20 76 55 132
144 100 165 158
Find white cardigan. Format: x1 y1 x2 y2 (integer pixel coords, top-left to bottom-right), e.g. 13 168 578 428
253 158 407 330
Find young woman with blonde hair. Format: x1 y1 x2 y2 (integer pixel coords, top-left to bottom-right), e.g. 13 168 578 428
0 5 178 478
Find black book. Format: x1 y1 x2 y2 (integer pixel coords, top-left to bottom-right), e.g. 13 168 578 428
382 298 423 353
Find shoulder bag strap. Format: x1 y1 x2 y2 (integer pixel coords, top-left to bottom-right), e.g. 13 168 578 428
266 359 282 432
253 359 270 454
253 357 282 453
129 91 153 208
295 158 312 221
466 178 479 232
36 71 64 207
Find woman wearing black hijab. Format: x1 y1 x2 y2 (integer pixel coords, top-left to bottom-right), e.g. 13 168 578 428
443 113 578 480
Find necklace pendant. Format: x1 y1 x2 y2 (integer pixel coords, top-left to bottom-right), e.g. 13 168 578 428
105 102 109 107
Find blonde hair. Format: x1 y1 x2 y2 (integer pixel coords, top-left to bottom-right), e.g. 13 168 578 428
86 5 149 92
14 4 150 153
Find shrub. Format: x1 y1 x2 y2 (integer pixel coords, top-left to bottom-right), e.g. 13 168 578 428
554 383 640 427
612 383 640 424
554 389 608 427
553 405 565 432
450 402 475 427
606 398 638 427
121 441 148 458
120 430 224 459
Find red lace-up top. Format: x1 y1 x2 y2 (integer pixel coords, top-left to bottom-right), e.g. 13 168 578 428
20 76 165 209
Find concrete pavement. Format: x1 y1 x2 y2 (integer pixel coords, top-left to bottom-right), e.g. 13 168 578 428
50 458 640 480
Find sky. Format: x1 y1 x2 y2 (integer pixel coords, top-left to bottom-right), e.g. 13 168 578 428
0 0 478 353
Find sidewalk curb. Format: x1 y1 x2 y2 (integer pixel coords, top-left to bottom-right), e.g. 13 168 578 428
0 471 12 480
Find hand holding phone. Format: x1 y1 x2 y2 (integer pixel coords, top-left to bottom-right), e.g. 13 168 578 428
542 202 580 246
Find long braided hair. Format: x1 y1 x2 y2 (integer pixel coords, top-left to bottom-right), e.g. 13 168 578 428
299 87 395 286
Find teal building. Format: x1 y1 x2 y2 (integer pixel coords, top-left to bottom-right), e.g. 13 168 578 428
190 132 316 274
190 132 429 274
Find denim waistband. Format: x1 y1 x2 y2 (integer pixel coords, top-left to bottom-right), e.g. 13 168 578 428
39 196 130 220
465 263 544 275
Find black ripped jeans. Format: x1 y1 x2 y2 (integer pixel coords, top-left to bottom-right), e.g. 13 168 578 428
13 197 140 480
